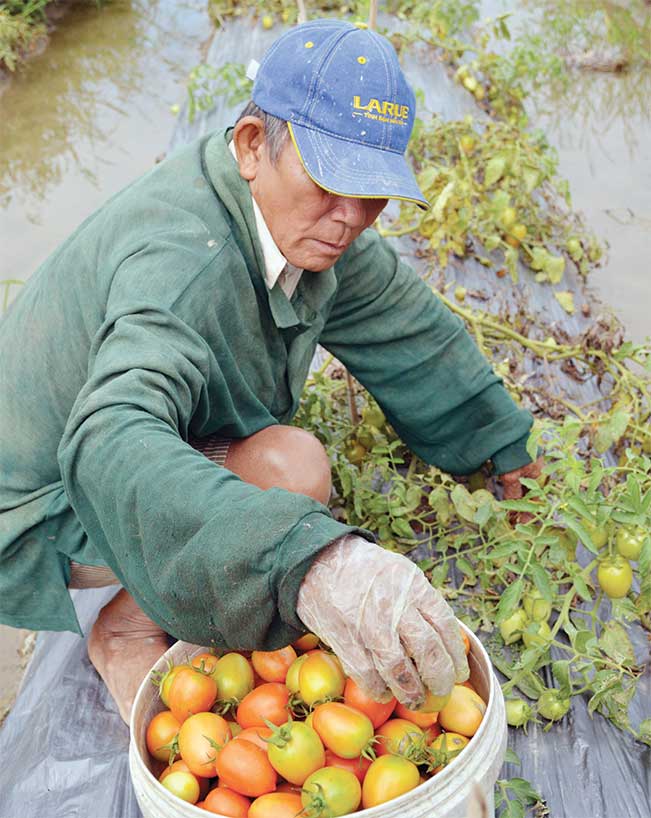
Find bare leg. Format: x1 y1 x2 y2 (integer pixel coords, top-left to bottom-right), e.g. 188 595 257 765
87 425 331 724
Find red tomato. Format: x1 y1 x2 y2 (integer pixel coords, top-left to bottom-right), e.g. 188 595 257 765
178 711 231 778
159 759 210 799
191 652 219 674
236 683 290 729
233 726 273 751
146 710 181 763
249 792 304 818
168 666 218 723
374 719 424 758
312 702 374 759
216 737 277 797
343 678 396 728
157 663 189 708
393 702 439 728
362 755 420 808
202 786 251 817
251 646 297 683
298 651 346 706
324 749 372 784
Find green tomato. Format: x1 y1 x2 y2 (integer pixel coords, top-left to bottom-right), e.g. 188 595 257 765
597 557 633 599
362 405 385 429
267 721 326 785
161 771 200 804
537 690 570 722
523 590 552 622
302 767 361 817
505 698 534 728
615 527 646 561
499 609 528 645
522 620 552 649
584 520 609 549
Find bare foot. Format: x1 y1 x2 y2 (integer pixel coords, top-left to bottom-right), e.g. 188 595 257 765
87 589 171 724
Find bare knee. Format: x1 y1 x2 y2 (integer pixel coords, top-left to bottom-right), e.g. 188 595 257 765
225 426 332 505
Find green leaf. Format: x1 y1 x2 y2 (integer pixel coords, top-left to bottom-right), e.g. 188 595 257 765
456 556 477 583
561 513 600 555
428 486 451 525
521 164 540 193
484 156 506 187
504 748 521 766
496 578 524 623
543 254 565 284
554 290 575 314
572 575 593 603
451 484 477 522
391 517 415 539
599 622 636 666
573 628 596 653
637 719 651 745
595 411 630 453
530 563 554 600
551 660 572 698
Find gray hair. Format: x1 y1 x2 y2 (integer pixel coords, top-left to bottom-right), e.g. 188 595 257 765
236 101 289 164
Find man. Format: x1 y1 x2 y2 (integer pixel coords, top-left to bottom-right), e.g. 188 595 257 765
0 19 540 724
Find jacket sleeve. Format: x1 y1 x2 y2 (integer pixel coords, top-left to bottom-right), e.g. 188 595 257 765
320 230 533 475
57 304 363 648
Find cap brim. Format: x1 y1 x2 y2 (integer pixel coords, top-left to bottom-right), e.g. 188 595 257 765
288 122 429 210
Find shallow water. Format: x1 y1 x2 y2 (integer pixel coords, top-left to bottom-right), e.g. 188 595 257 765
0 0 210 290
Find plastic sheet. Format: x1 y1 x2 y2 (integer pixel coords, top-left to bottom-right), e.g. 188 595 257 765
1 15 650 818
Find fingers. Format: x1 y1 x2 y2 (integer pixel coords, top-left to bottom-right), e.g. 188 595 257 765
413 575 469 683
398 607 456 698
332 639 394 704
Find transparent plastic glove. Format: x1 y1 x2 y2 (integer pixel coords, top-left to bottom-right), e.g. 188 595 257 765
296 535 469 708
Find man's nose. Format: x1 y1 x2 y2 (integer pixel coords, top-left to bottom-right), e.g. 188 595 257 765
332 195 368 228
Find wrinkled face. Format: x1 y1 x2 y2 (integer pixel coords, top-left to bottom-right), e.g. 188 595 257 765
236 120 388 272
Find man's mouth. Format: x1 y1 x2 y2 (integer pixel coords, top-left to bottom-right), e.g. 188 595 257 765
313 238 348 254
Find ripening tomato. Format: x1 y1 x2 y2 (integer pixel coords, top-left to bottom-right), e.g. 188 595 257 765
298 651 346 706
374 719 424 758
202 786 251 817
168 666 218 723
159 760 210 800
191 652 219 674
251 646 297 683
438 686 486 737
212 653 255 703
285 654 309 694
394 701 439 728
361 755 420 808
249 792 304 818
312 702 374 759
146 710 181 763
236 683 290 729
178 711 231 778
343 678 396 728
233 726 273 751
302 767 362 817
324 749 372 784
160 770 200 803
598 556 633 598
266 721 325 785
428 731 469 772
293 633 320 652
158 663 189 708
216 738 277 797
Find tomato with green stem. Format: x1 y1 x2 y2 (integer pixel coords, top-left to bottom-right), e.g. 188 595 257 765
597 556 633 598
146 710 180 763
298 651 346 707
265 718 325 785
523 589 552 622
212 653 255 704
302 767 362 817
499 608 528 645
505 698 535 729
178 711 231 778
537 689 570 721
168 666 218 723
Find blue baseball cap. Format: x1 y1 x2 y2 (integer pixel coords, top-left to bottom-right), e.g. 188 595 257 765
252 19 429 210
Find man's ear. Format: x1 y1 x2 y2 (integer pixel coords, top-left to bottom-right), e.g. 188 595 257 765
232 117 266 181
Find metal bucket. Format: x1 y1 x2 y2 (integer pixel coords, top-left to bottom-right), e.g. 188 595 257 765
129 622 507 818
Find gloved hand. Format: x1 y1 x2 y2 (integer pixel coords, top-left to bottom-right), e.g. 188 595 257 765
296 535 469 709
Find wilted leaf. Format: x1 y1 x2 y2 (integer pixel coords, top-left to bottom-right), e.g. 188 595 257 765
544 254 565 284
451 484 477 522
554 290 575 314
484 156 506 187
599 622 636 666
595 410 630 453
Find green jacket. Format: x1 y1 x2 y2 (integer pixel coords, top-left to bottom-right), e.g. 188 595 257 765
0 128 532 647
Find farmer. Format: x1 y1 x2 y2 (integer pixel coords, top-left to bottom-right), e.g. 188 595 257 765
0 19 540 724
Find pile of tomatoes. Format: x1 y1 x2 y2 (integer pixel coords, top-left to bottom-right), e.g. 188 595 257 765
145 629 484 817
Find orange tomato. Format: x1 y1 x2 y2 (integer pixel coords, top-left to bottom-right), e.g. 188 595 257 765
216 738 277 797
428 731 469 772
233 726 273 751
146 710 181 763
324 749 372 784
292 633 320 652
159 759 210 799
158 663 189 708
312 702 374 759
298 651 346 706
191 652 219 674
168 666 218 723
362 755 420 808
343 678 396 728
251 646 297 683
374 719 424 757
438 685 486 737
393 702 439 728
178 711 231 777
249 792 304 818
236 683 290 729
202 786 251 817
